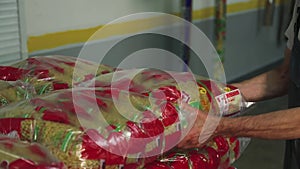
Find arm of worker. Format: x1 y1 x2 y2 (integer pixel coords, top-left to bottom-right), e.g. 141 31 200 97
177 48 293 149
218 107 300 140
177 103 300 149
232 48 291 102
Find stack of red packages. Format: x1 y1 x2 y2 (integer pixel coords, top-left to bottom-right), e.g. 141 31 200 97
0 57 250 169
0 55 115 107
0 134 64 169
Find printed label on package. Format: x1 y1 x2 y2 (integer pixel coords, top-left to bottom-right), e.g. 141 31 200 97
215 89 242 116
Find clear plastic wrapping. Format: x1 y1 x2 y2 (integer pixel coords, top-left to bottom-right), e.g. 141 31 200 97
0 134 64 169
81 68 246 117
144 136 243 169
0 56 251 169
0 117 248 169
0 55 115 107
0 88 186 168
0 87 249 169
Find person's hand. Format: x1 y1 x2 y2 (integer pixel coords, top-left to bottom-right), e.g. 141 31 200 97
177 102 222 149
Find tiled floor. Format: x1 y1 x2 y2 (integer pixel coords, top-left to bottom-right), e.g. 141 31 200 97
232 96 288 169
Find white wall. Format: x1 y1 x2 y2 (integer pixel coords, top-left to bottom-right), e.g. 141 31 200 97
193 0 250 9
25 0 281 83
24 0 180 36
24 0 252 36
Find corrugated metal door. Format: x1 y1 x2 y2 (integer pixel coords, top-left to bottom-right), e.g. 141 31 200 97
0 0 25 64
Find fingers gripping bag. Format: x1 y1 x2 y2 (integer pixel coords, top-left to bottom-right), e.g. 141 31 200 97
0 55 115 107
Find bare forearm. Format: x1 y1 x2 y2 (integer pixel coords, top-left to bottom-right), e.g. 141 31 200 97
233 48 291 102
234 71 289 102
218 108 300 140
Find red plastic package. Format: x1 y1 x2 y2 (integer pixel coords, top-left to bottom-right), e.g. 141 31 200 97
0 58 252 169
0 55 115 107
0 87 250 169
0 134 64 169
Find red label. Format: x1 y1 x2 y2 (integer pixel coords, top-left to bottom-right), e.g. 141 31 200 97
225 90 240 98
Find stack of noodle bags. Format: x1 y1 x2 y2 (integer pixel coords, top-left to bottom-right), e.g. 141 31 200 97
0 56 249 169
0 55 115 106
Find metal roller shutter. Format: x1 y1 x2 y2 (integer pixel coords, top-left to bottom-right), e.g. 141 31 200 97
0 0 26 64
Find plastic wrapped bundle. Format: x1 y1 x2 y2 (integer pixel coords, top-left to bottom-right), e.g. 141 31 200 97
0 85 249 169
144 136 246 169
0 118 248 169
0 118 138 169
0 88 185 168
0 134 64 169
0 59 251 168
0 55 115 107
82 68 245 117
